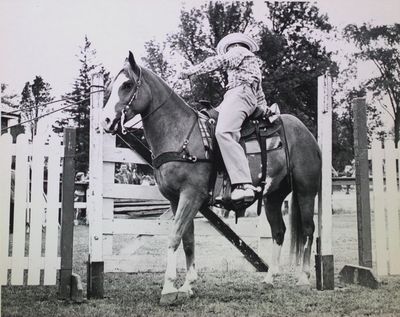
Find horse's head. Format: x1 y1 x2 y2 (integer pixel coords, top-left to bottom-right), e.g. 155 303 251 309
102 51 152 134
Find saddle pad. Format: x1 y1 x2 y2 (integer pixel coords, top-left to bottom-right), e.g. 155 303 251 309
245 134 282 154
198 112 214 154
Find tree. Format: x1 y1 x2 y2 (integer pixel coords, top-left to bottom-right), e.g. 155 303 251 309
258 2 338 134
53 36 110 173
143 1 337 134
1 84 24 139
344 23 400 143
1 83 19 108
142 40 174 82
20 76 54 138
166 1 257 106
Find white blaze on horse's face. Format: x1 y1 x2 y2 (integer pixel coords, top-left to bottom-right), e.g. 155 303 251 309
101 70 131 132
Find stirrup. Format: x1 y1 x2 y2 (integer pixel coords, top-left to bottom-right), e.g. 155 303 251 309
231 184 256 202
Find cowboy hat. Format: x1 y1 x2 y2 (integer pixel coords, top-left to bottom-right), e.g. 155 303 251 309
216 33 259 55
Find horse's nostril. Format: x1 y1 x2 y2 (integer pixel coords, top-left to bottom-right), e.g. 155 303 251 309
105 118 111 124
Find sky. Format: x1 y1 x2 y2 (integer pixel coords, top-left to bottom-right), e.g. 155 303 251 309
0 0 399 98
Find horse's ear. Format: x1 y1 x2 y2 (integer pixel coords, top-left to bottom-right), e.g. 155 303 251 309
128 51 140 75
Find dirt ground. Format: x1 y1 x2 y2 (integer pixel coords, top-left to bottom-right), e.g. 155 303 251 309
2 190 400 317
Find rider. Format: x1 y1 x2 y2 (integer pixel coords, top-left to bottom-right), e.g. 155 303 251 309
180 33 269 202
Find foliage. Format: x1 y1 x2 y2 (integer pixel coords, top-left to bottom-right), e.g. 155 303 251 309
1 83 19 108
53 36 110 173
165 1 256 106
259 2 338 134
344 23 400 142
142 40 174 83
142 1 337 135
1 83 24 139
20 76 54 138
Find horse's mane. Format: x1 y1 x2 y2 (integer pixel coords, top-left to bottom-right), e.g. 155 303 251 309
141 67 198 115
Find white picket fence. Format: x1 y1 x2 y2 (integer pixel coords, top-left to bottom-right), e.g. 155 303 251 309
370 139 400 276
0 133 63 286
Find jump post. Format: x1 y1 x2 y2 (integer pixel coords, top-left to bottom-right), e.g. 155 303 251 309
339 98 399 287
316 73 335 290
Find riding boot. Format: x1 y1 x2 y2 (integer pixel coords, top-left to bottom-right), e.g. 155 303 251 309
231 183 255 202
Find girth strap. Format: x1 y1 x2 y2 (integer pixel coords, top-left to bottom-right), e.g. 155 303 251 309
152 114 211 169
152 150 210 169
255 122 268 216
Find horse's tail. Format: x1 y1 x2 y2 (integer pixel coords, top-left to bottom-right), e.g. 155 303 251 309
289 191 303 265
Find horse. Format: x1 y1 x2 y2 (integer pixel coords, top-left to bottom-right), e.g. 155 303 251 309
102 52 321 304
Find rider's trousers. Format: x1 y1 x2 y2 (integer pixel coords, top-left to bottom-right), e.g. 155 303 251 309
216 84 259 185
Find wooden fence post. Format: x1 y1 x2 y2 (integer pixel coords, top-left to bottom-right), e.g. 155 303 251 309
87 73 105 298
59 127 77 298
316 73 334 290
338 98 379 289
352 98 373 268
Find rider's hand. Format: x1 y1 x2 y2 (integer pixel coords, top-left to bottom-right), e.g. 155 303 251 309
178 70 191 80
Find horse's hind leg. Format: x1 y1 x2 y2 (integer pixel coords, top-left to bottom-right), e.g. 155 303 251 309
263 192 287 286
178 220 198 296
294 193 315 286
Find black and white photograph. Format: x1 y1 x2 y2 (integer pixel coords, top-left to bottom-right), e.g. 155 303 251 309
0 0 399 316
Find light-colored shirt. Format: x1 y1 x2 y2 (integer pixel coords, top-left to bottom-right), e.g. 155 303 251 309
185 46 267 107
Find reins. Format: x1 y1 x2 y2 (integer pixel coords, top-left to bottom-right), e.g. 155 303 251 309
114 66 206 167
116 66 195 134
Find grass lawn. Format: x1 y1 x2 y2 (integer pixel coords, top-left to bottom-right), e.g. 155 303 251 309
2 209 400 317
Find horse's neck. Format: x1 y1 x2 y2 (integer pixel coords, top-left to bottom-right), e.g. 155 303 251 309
142 73 196 156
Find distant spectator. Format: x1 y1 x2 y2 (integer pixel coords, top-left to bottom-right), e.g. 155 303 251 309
115 164 142 184
343 162 355 194
74 172 88 225
142 174 156 186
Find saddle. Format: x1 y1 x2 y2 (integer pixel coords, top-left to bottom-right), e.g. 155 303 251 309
150 101 290 221
198 104 289 219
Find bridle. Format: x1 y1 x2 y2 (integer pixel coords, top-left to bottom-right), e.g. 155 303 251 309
106 63 208 168
108 66 143 134
108 65 176 135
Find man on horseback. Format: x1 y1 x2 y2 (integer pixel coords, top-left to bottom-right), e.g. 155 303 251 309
180 33 269 202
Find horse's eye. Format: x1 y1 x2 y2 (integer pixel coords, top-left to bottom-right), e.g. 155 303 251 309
122 82 133 90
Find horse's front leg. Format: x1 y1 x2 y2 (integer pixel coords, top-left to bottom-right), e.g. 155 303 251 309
178 220 197 296
160 193 202 305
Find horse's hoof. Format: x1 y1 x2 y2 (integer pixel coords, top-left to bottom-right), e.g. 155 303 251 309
263 282 274 289
159 292 178 306
177 290 191 300
178 286 194 297
262 277 274 289
296 282 311 290
296 284 311 291
296 272 311 289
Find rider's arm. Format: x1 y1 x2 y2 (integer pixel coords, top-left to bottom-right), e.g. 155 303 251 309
255 87 268 114
184 55 228 76
183 47 245 77
256 87 267 108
